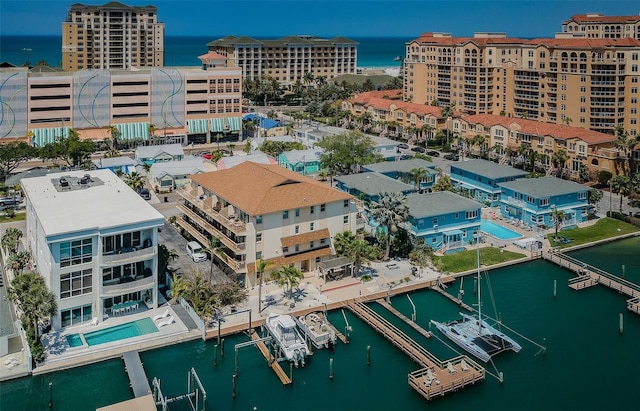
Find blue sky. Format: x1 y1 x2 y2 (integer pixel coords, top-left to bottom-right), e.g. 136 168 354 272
1 0 638 37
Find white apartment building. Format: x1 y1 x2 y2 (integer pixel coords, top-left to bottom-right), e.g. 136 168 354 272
176 162 358 287
21 170 165 330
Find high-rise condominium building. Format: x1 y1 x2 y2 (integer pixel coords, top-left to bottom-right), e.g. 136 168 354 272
207 35 358 85
403 32 640 135
62 2 164 71
562 13 640 39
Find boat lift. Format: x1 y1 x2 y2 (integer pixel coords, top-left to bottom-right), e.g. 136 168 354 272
152 368 206 411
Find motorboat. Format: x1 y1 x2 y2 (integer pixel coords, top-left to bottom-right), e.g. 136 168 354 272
431 235 521 363
264 313 308 367
295 311 337 350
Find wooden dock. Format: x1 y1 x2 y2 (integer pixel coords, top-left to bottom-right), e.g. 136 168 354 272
250 330 292 385
543 251 640 315
346 299 484 400
122 351 152 398
430 285 474 312
328 322 349 344
376 299 431 339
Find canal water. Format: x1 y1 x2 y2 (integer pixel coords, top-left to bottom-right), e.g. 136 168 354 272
1 238 639 411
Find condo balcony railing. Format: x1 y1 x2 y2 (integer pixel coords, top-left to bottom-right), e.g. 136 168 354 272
503 196 525 207
101 246 156 267
101 275 154 297
178 188 247 234
177 203 246 253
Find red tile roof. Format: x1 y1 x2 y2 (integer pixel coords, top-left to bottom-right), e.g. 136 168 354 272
462 114 616 145
198 51 227 61
566 14 640 24
349 91 442 117
409 33 640 49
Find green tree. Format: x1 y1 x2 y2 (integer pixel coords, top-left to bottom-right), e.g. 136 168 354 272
158 244 178 286
409 241 433 275
1 227 23 255
40 130 95 168
317 130 380 176
410 167 428 193
611 175 633 213
588 188 603 206
551 208 567 239
551 149 569 178
432 174 455 192
0 142 39 182
256 258 273 312
270 264 304 300
124 172 145 192
206 236 227 279
333 231 377 276
7 250 31 273
370 192 409 260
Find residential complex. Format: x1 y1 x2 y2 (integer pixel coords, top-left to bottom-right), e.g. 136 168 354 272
207 35 358 85
561 13 640 39
0 65 242 145
449 159 527 207
175 162 358 287
402 32 640 136
21 170 165 330
62 2 164 71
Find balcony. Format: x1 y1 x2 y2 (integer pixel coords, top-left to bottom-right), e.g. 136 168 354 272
503 196 525 207
177 203 246 254
101 246 156 267
178 187 247 234
101 275 154 297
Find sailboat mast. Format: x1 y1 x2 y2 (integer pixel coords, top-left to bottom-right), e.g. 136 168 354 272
476 234 482 335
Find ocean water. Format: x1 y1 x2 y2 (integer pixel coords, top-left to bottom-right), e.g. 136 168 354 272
0 237 638 411
0 35 409 69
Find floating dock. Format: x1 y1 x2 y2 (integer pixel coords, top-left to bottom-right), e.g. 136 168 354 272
430 286 474 312
543 251 640 315
376 299 431 339
346 299 484 400
250 330 292 385
122 351 152 398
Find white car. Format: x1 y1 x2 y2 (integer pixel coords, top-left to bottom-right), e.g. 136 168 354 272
186 241 207 262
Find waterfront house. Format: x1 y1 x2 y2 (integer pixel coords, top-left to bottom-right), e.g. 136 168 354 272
334 172 416 204
498 176 593 228
149 156 216 193
449 159 527 206
176 162 358 287
362 158 437 192
21 170 165 330
278 149 323 176
135 144 184 165
405 191 483 253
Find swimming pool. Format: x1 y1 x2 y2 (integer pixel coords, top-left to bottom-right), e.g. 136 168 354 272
67 318 159 347
481 219 522 240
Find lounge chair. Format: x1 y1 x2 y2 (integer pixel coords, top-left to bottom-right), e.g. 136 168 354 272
90 317 98 326
157 316 175 328
447 362 457 374
3 357 17 366
460 359 470 372
422 375 433 387
153 309 170 322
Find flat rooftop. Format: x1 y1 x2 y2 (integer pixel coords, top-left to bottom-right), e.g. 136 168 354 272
335 172 415 195
21 169 165 238
450 159 528 180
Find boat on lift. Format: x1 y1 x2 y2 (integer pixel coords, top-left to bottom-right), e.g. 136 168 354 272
264 313 308 367
295 311 337 350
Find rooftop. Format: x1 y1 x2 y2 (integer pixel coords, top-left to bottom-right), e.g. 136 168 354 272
207 35 358 49
150 156 215 178
135 144 184 159
216 152 277 170
21 169 165 238
406 191 482 218
498 176 588 198
450 159 528 179
281 149 323 164
334 172 415 196
363 158 436 174
91 155 140 169
190 162 352 215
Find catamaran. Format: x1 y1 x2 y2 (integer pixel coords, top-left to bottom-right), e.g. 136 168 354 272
431 236 521 363
264 313 308 367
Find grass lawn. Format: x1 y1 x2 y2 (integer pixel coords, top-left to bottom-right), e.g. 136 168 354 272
548 217 639 248
0 213 25 223
433 247 526 274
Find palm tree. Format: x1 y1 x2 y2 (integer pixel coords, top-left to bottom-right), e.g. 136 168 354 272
256 258 273 312
1 227 23 255
410 167 428 193
332 231 377 277
370 192 409 260
562 116 573 126
7 250 31 273
206 236 227 279
158 244 178 285
8 271 57 344
551 208 567 240
551 149 569 178
108 125 121 150
471 134 487 158
441 102 456 148
611 175 633 213
614 126 637 175
124 172 145 192
270 264 304 300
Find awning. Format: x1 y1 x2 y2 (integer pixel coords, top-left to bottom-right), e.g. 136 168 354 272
443 229 464 237
210 118 226 133
31 127 70 147
188 118 209 134
226 116 242 132
115 122 149 141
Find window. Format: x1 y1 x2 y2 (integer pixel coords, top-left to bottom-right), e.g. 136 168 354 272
343 215 349 224
578 192 587 200
295 245 299 252
102 232 141 254
295 208 300 217
256 215 262 224
310 222 315 231
256 233 262 242
60 304 92 327
295 225 299 234
540 198 549 206
320 203 326 212
283 210 289 219
343 199 349 207
60 238 92 267
310 205 315 213
465 210 478 219
256 251 262 259
282 247 288 253
310 241 314 248
320 238 326 245
60 269 92 299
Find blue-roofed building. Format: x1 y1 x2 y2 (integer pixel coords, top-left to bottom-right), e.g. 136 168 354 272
404 191 482 253
278 149 323 175
363 158 437 192
498 176 593 229
134 144 184 165
449 159 527 207
334 172 416 204
91 156 141 175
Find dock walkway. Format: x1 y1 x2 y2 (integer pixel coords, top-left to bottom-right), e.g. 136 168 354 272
543 251 640 315
250 330 291 385
122 351 151 398
346 299 484 400
376 299 431 339
430 286 474 312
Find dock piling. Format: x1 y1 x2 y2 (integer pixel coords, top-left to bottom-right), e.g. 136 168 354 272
289 363 294 383
48 382 52 408
553 280 557 300
367 345 371 365
221 338 225 356
214 344 218 366
329 358 334 380
619 313 624 334
232 373 237 398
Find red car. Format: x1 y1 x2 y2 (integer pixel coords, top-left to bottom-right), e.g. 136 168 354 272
201 153 212 160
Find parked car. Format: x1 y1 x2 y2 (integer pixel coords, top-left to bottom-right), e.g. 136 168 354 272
444 153 459 161
397 143 409 149
398 154 413 160
426 150 440 157
139 189 151 200
411 146 426 153
186 241 207 262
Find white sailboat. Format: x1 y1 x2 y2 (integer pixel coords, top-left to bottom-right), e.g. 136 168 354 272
264 313 308 367
431 235 521 363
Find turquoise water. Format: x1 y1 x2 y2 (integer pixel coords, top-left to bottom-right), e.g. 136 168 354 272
83 318 158 346
0 238 638 410
481 219 522 240
65 334 83 348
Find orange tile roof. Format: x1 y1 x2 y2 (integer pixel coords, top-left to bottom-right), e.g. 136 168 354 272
190 162 352 216
349 91 442 117
281 228 330 247
246 247 332 274
198 51 227 60
410 33 640 48
566 14 640 24
462 114 616 145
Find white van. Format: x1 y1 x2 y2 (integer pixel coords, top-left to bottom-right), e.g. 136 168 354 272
186 241 207 262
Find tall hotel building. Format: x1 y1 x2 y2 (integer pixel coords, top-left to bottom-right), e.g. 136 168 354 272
562 13 640 39
62 2 165 71
403 32 640 136
207 35 358 85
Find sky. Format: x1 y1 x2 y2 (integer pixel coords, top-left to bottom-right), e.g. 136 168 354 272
0 0 638 38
